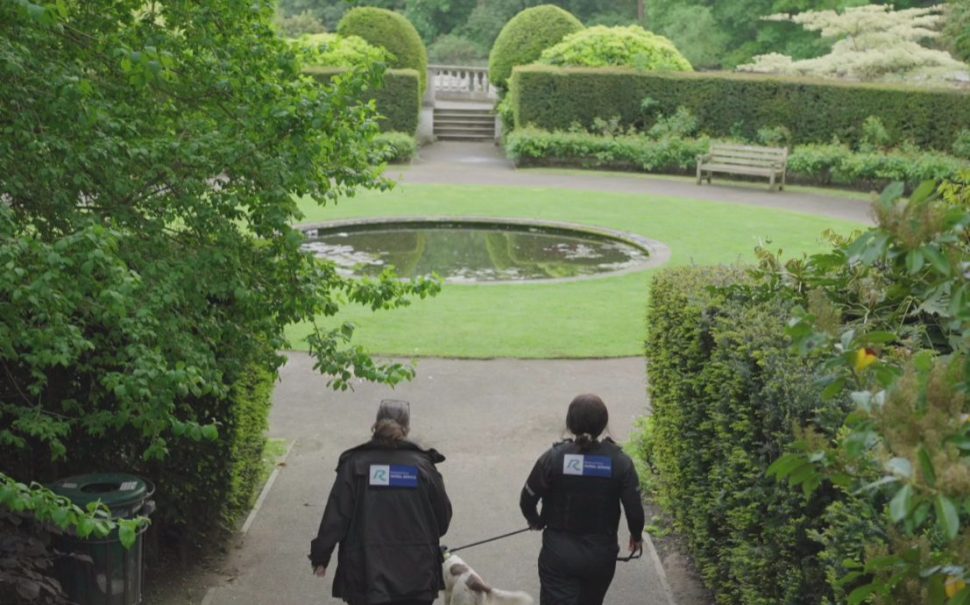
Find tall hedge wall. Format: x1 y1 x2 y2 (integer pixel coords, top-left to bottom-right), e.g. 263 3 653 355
510 66 970 151
304 67 420 135
646 266 845 604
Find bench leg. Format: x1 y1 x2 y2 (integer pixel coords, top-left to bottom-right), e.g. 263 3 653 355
769 173 776 191
696 164 702 185
780 170 786 191
707 171 711 184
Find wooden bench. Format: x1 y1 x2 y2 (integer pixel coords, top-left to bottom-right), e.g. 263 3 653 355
696 144 788 191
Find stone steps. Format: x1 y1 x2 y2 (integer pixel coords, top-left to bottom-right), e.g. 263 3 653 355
434 107 495 141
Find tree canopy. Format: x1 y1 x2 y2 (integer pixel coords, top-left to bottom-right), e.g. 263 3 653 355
0 0 436 509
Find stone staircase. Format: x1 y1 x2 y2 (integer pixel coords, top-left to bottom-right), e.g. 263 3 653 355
433 106 495 141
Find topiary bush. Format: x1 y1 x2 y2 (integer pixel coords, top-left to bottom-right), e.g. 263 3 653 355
337 7 428 93
537 25 692 71
294 32 390 69
508 66 970 151
487 4 583 92
305 67 420 135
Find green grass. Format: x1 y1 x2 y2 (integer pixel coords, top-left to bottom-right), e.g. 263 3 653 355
286 183 863 358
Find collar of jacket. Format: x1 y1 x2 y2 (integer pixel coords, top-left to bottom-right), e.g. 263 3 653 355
338 438 446 466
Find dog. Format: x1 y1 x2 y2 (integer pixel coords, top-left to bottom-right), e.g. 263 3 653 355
441 552 534 605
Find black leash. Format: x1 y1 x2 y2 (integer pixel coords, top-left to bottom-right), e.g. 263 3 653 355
446 528 644 563
448 527 532 554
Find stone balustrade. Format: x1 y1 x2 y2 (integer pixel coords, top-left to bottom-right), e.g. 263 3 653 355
427 64 497 102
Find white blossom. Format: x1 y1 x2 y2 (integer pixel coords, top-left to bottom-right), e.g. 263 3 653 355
739 5 970 87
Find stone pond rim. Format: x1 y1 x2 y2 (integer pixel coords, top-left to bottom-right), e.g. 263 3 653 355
297 216 672 285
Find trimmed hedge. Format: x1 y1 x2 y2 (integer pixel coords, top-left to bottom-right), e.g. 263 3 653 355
305 67 420 135
146 363 275 543
488 5 583 92
509 65 970 151
645 266 841 604
504 128 970 188
337 7 428 94
505 127 707 173
294 33 389 69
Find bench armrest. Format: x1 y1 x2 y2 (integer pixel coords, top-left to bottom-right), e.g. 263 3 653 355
696 153 711 163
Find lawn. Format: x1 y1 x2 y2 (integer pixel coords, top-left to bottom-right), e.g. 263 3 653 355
286 183 863 358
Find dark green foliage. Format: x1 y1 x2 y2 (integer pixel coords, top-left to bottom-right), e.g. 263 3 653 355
944 0 970 63
305 67 420 135
1 0 438 568
145 362 274 544
337 7 429 93
645 266 841 604
488 5 583 92
509 66 970 151
428 34 486 65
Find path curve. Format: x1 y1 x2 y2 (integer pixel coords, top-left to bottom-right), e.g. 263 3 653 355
389 141 873 225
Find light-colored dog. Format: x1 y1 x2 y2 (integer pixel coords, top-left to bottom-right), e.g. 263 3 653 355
441 552 534 605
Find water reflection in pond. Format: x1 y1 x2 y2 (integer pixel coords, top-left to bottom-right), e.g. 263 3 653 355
301 223 651 283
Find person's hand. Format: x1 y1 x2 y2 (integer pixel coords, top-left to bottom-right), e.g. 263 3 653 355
529 522 545 531
629 537 643 554
314 566 326 577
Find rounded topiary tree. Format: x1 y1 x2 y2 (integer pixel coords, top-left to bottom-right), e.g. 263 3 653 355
538 25 693 71
337 7 429 92
294 33 391 69
488 5 583 92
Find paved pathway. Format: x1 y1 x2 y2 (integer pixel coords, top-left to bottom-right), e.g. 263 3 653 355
183 142 867 605
203 357 667 605
388 141 873 225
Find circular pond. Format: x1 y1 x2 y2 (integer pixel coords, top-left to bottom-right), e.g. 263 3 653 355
300 218 669 284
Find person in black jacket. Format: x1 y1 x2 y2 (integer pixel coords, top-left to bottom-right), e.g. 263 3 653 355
520 393 645 605
310 399 452 605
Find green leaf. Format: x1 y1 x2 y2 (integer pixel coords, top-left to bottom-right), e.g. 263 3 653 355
922 246 951 276
848 582 878 605
889 484 913 522
906 249 925 274
119 522 136 549
935 495 960 541
880 181 905 207
910 180 938 203
918 446 937 487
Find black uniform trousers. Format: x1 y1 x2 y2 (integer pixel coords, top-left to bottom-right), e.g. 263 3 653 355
538 530 618 605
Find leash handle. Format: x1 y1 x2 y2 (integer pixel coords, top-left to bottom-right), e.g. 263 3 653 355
617 543 644 562
448 527 532 554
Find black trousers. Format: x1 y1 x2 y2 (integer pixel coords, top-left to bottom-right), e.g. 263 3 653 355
538 530 618 605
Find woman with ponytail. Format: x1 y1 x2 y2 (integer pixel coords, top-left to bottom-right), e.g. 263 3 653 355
520 394 645 605
310 399 452 605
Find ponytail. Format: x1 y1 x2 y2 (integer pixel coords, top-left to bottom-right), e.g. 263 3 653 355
372 418 408 446
574 432 598 451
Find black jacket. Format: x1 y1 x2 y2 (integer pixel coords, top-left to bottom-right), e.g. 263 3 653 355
519 438 644 541
310 439 452 604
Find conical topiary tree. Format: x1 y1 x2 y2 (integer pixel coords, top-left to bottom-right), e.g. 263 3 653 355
488 5 584 93
338 7 429 93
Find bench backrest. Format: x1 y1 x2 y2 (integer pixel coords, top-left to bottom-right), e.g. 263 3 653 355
707 144 788 167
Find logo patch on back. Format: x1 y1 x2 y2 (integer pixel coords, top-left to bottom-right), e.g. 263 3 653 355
369 464 418 488
563 454 612 478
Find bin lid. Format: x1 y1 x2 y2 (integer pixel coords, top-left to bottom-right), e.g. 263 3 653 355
48 473 152 513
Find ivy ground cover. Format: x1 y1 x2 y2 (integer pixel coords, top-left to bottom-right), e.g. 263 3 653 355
286 184 861 358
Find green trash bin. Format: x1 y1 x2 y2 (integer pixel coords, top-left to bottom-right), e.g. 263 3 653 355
49 473 155 605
